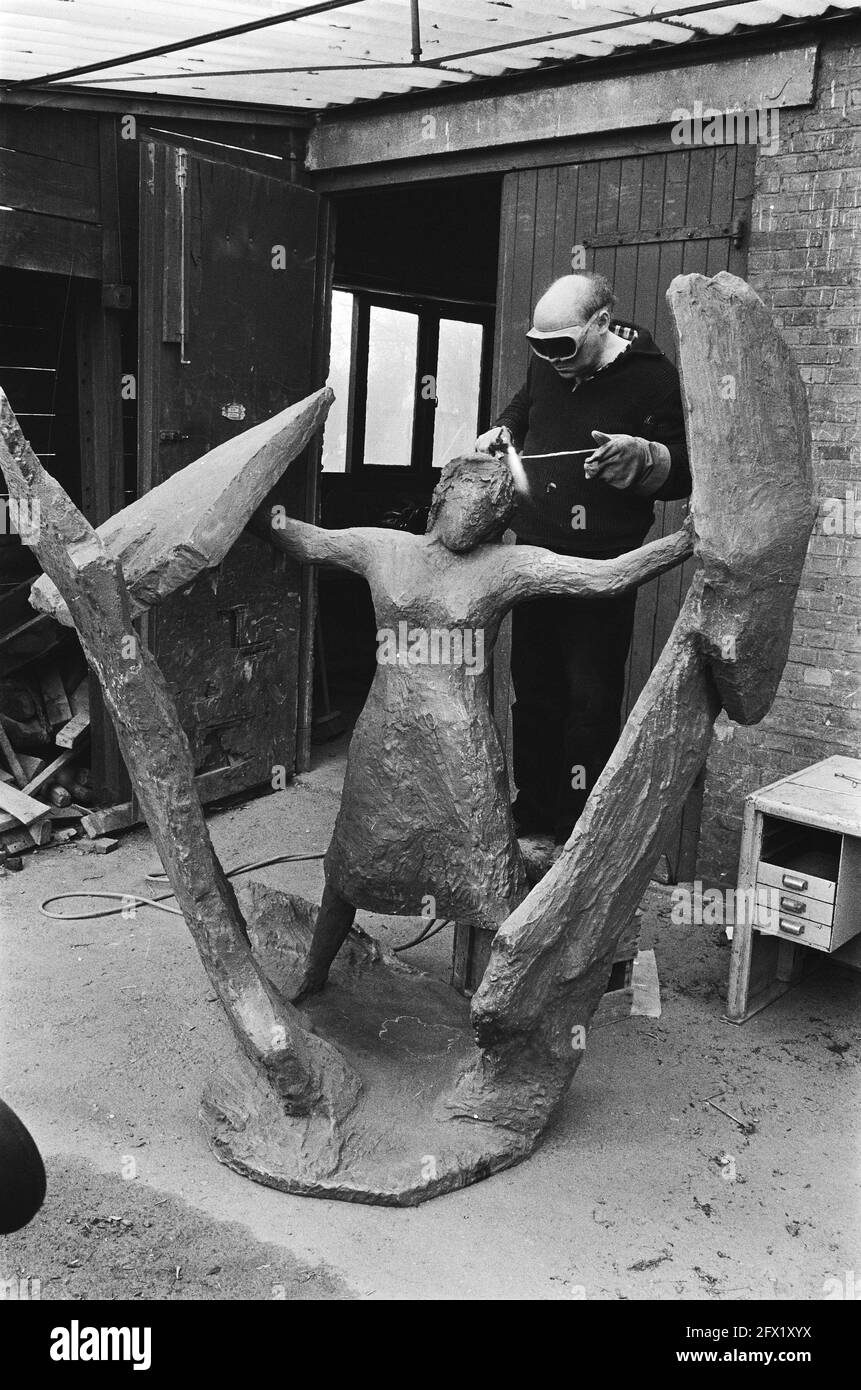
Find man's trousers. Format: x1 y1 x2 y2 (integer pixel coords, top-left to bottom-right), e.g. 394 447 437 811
510 584 638 843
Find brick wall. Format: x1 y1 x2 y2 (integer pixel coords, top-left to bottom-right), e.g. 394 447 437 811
696 23 861 884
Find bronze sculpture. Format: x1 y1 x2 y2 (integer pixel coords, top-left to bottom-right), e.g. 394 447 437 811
0 273 815 1204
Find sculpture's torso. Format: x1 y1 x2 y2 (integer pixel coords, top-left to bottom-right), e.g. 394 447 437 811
324 534 528 926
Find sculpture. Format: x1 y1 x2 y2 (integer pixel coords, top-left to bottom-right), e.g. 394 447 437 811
0 273 814 1205
260 454 691 1002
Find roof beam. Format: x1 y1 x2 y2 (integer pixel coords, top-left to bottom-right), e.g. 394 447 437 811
5 0 371 91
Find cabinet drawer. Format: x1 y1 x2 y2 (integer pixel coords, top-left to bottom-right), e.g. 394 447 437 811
756 907 833 952
757 859 836 905
756 882 834 926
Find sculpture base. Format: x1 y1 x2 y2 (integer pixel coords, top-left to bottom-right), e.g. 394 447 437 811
200 883 540 1205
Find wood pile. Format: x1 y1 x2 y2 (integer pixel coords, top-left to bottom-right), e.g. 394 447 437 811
0 576 101 873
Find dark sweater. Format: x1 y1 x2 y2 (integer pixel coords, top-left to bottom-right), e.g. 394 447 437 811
496 324 691 556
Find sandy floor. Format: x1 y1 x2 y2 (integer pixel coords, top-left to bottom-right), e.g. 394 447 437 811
1 741 859 1301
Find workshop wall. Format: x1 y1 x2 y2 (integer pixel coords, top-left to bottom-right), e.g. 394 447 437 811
697 24 861 884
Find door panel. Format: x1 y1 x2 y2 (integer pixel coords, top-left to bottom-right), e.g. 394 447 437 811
493 143 755 879
138 141 330 801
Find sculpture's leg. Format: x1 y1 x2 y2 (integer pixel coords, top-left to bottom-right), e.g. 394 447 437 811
443 599 719 1130
293 883 357 1001
0 395 359 1125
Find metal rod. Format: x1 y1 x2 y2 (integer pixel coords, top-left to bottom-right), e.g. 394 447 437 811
8 0 775 92
69 62 421 86
6 0 371 90
410 0 423 64
421 0 770 68
520 449 594 460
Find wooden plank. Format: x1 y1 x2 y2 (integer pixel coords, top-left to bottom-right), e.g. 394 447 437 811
56 711 90 750
17 754 46 781
296 194 334 775
306 47 818 170
22 749 75 796
0 148 100 223
0 779 53 829
77 285 126 526
0 209 101 279
596 158 622 236
551 163 579 279
0 722 26 787
67 678 90 717
40 670 72 728
491 172 522 416
530 167 559 306
312 129 685 193
0 109 99 168
616 155 644 235
573 159 600 257
509 170 539 393
81 801 136 838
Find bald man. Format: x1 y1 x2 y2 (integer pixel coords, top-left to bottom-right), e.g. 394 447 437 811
476 271 691 846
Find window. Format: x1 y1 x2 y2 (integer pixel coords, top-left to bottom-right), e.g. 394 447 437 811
321 289 491 481
363 305 419 467
321 289 353 474
432 319 485 469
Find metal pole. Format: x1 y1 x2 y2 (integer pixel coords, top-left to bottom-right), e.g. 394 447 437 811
5 0 372 90
410 0 422 64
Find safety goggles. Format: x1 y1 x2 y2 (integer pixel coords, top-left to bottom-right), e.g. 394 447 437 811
526 307 603 363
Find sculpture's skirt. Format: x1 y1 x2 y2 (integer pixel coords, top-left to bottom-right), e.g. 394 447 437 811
324 677 527 929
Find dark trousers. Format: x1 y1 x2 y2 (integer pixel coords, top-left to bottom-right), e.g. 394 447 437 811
511 586 638 842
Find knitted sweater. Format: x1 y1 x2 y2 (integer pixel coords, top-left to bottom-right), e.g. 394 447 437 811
495 324 691 556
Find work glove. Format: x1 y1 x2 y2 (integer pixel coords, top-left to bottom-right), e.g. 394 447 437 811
585 431 671 496
475 425 513 455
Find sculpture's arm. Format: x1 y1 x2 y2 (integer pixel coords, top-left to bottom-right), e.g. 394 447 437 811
253 509 372 576
502 523 693 602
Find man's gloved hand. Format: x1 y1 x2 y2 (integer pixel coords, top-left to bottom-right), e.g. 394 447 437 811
584 431 671 496
475 424 513 455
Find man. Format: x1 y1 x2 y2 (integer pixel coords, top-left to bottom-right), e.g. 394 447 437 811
476 271 691 846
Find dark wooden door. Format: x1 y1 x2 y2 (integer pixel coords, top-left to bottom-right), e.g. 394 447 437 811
493 144 755 878
138 141 331 802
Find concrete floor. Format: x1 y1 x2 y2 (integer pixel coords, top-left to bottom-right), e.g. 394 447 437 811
1 739 859 1300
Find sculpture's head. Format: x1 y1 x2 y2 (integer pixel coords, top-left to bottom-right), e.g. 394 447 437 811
426 454 517 553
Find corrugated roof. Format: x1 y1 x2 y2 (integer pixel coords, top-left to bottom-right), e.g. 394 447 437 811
1 0 858 110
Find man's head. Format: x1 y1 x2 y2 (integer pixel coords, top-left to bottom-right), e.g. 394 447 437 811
426 454 516 553
527 273 617 381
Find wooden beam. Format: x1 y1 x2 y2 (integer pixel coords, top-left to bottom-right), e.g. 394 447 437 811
0 209 101 279
307 46 817 172
0 148 100 223
0 90 315 128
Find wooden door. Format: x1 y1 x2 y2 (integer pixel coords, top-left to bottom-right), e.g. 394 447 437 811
493 145 755 878
138 141 331 802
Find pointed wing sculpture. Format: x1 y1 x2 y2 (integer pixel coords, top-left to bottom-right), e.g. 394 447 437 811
30 387 333 626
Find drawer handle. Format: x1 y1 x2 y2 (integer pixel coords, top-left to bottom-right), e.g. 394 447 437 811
780 895 806 914
779 917 805 937
782 873 808 891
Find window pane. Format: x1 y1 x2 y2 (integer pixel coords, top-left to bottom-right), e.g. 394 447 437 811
321 289 353 473
432 319 483 470
363 305 418 467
